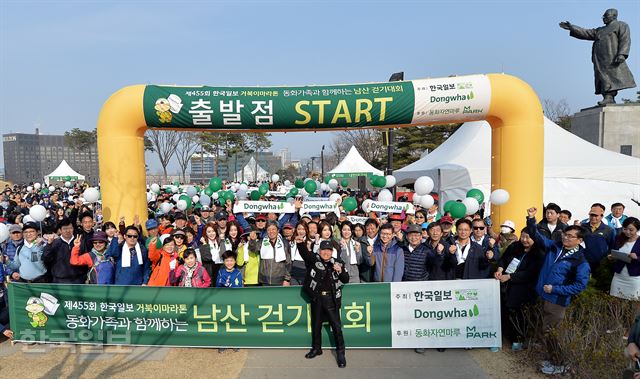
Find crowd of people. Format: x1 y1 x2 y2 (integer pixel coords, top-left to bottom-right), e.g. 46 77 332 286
0 182 638 373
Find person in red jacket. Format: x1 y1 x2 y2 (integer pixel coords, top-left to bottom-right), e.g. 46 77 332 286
171 249 211 288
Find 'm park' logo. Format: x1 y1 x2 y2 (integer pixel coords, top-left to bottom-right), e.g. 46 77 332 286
414 304 479 320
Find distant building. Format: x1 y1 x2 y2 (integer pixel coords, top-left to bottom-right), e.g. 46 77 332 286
3 129 99 184
278 148 291 167
190 151 283 183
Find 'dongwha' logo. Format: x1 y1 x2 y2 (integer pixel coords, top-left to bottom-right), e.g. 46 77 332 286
414 304 479 320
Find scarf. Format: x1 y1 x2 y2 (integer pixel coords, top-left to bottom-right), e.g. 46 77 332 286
455 241 471 265
208 239 222 264
122 242 143 268
610 216 623 229
92 248 106 263
184 264 197 287
291 238 304 262
224 238 233 253
341 239 358 265
260 235 287 262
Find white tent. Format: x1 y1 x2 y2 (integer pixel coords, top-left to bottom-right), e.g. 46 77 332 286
395 117 640 219
44 160 85 185
328 146 384 179
236 156 269 182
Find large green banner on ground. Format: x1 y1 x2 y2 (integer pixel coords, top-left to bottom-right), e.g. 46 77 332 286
9 280 500 348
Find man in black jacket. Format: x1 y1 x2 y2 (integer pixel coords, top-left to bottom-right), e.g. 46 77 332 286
42 218 88 284
537 203 566 243
296 239 349 368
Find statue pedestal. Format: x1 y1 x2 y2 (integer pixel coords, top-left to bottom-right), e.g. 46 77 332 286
570 103 640 158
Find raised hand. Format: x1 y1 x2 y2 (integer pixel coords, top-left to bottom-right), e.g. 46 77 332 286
436 244 444 254
527 207 537 218
73 235 81 247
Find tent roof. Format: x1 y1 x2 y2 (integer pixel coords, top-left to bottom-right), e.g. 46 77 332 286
396 117 640 186
236 156 269 181
329 146 384 176
44 160 85 180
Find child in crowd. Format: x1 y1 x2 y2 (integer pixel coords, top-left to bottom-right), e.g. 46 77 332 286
170 249 211 288
216 251 243 288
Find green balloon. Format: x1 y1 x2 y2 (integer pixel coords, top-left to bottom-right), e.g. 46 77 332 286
443 200 456 213
342 197 357 212
304 180 317 194
173 181 180 186
289 187 298 196
204 187 214 196
340 179 349 187
259 183 269 195
165 187 173 194
209 177 223 191
250 190 261 201
449 202 467 219
225 191 235 202
375 176 387 188
466 188 485 204
324 176 331 184
179 195 192 208
65 175 72 181
295 179 304 189
194 203 202 209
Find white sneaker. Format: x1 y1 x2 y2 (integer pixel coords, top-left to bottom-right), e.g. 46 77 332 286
540 360 552 369
541 364 566 375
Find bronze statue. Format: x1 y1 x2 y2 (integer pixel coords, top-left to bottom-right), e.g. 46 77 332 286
560 9 636 105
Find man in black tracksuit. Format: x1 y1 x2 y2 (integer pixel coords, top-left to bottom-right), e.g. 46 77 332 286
296 239 349 368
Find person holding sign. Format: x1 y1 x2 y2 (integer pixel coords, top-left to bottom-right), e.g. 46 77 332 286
609 217 640 301
295 238 349 368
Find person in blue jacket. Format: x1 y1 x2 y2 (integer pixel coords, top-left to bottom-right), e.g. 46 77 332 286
106 225 151 285
526 206 590 375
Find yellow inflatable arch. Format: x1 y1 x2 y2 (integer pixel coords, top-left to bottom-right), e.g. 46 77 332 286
97 73 543 231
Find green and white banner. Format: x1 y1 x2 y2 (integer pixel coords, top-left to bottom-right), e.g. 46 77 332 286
9 280 500 348
233 201 295 214
143 75 490 130
367 201 416 214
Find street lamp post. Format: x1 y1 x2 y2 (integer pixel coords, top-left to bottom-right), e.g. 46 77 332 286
321 145 325 179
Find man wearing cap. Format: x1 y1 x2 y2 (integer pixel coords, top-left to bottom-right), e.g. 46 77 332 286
389 213 406 246
254 214 269 239
145 219 162 250
215 210 229 236
439 216 456 246
295 238 349 368
6 222 49 283
174 213 188 230
490 220 518 255
3 224 23 262
200 206 214 224
402 224 430 282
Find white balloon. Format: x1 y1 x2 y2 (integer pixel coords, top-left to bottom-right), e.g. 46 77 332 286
48 186 55 192
34 183 41 190
68 189 75 195
186 186 197 197
271 174 280 183
239 183 248 192
0 223 8 243
83 187 100 203
419 195 435 209
199 194 211 205
304 178 311 183
284 180 291 187
160 202 173 214
29 205 47 222
211 192 219 200
27 186 33 192
377 189 393 202
384 175 396 188
147 192 154 202
412 194 422 204
490 189 510 205
315 181 321 193
64 181 72 188
236 189 247 200
150 183 160 194
231 184 238 192
462 197 480 215
23 215 34 223
320 183 329 192
176 199 188 211
299 189 308 197
362 199 373 212
192 195 200 204
414 176 434 196
329 193 341 203
172 194 180 202
171 186 178 193
328 179 338 190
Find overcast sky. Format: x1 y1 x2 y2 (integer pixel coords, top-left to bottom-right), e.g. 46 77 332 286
1 0 638 174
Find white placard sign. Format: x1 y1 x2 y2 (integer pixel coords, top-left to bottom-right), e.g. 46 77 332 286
233 201 295 214
367 201 415 214
300 201 339 215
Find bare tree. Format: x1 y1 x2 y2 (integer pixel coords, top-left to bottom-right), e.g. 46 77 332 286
146 130 180 180
330 129 386 169
543 99 572 130
175 132 200 183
